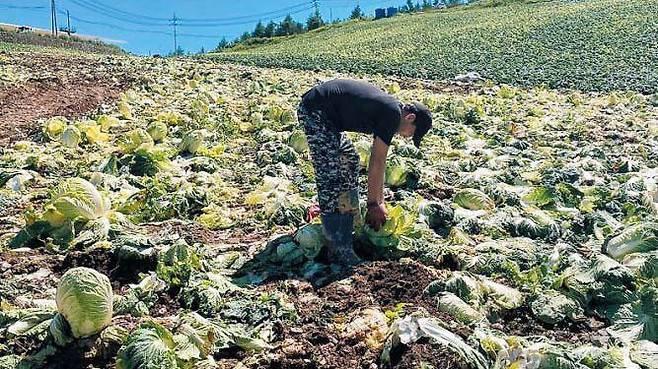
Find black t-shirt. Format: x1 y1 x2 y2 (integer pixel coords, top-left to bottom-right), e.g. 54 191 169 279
301 79 402 145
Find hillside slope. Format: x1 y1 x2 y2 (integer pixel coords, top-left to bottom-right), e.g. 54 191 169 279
211 0 658 93
0 28 123 55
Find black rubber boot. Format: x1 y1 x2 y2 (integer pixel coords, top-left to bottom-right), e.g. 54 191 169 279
321 212 362 267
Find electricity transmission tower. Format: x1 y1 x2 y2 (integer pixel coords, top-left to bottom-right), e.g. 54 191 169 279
171 13 179 54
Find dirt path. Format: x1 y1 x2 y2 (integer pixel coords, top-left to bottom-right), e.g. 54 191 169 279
0 53 134 146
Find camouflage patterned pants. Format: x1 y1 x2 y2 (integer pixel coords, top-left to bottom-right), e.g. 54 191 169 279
298 103 360 216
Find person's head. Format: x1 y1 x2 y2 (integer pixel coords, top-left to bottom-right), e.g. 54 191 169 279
398 102 433 148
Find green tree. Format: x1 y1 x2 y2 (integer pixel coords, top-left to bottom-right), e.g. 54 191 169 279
170 46 184 56
252 21 266 38
294 21 305 34
405 0 415 12
276 14 296 36
264 21 276 37
239 31 251 42
350 5 364 19
215 37 229 50
422 0 433 9
198 46 206 54
306 9 324 31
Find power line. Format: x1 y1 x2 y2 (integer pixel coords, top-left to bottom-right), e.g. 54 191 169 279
178 2 315 22
65 0 170 26
56 9 237 39
61 0 317 27
0 5 48 10
77 0 315 23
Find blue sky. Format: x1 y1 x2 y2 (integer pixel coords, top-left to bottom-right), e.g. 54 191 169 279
0 0 403 55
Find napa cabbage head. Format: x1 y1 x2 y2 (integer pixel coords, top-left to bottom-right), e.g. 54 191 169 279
56 267 113 338
288 130 309 154
605 222 658 260
179 130 204 154
385 157 408 187
61 125 82 148
147 121 168 142
43 117 67 141
43 177 110 226
119 129 154 154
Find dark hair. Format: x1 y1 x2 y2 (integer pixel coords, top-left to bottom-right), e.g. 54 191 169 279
402 103 418 115
402 102 432 148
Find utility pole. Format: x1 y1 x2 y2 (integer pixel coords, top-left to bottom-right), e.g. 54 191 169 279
50 0 55 35
66 10 71 36
330 7 333 22
53 0 58 36
171 13 178 54
313 0 319 13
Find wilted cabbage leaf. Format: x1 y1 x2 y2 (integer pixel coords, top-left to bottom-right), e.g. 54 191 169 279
607 285 658 342
381 314 488 369
116 321 178 369
531 290 584 325
293 223 326 259
605 223 658 260
454 188 495 211
629 340 658 369
419 200 454 229
437 292 484 324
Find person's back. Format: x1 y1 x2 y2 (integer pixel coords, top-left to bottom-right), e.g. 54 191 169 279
301 79 402 146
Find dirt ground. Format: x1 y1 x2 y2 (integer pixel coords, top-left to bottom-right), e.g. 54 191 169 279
245 261 467 369
0 245 607 369
0 52 134 146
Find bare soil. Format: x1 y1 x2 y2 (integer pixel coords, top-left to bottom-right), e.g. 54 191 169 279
496 305 608 345
0 53 133 146
244 261 470 369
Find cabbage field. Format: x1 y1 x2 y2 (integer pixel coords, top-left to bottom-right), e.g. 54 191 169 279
1 45 658 369
213 0 658 93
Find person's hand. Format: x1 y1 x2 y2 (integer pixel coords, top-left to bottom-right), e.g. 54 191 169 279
366 202 387 231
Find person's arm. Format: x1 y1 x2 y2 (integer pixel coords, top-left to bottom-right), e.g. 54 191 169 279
366 136 389 230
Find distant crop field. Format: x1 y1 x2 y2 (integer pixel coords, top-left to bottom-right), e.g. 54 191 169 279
0 29 123 55
211 0 658 93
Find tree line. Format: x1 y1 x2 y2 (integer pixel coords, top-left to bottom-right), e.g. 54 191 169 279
214 0 464 51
